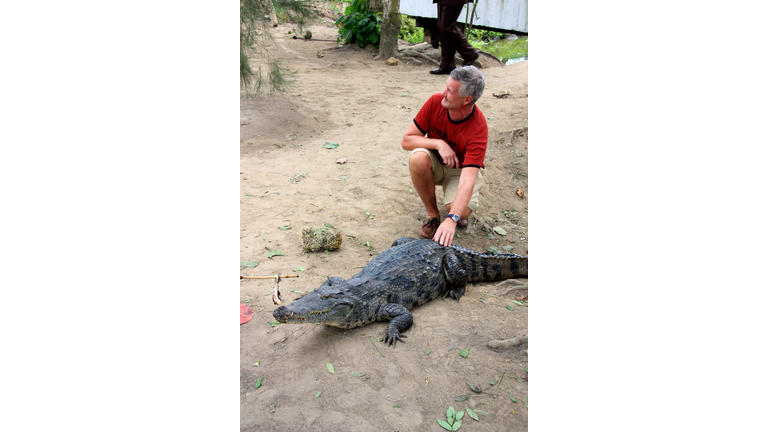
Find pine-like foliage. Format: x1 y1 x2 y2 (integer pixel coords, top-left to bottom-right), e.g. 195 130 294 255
240 0 315 97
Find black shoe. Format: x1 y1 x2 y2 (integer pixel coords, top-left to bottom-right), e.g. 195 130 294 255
429 66 455 75
463 50 479 66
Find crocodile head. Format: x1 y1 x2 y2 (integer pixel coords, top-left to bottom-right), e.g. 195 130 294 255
273 277 355 326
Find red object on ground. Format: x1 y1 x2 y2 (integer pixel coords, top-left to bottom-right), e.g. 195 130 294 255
240 303 253 325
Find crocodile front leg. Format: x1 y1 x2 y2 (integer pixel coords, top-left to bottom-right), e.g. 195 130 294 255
379 303 413 346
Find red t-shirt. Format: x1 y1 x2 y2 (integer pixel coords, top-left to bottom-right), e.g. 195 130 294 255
413 93 488 169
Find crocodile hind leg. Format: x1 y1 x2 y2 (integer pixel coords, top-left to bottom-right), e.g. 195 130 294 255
380 303 413 346
442 252 468 300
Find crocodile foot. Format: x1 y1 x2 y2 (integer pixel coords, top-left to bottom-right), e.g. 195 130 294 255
443 285 466 300
384 329 408 346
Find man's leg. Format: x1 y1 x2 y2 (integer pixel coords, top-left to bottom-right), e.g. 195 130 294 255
436 3 458 69
409 151 440 219
439 3 478 65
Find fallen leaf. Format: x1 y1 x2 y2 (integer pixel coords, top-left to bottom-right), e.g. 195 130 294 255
326 363 335 374
516 188 525 198
516 294 527 301
468 382 482 393
315 391 321 399
466 407 479 421
323 141 339 149
336 157 347 164
493 226 507 236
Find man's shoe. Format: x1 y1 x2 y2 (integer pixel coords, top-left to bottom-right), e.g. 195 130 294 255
429 66 454 75
463 50 480 66
418 217 440 238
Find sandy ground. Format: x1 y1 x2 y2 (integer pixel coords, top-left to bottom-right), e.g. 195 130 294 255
240 17 528 431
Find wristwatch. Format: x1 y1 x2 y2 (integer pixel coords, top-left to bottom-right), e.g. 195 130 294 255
446 214 460 223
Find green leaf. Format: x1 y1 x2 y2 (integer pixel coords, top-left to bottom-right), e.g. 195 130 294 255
254 377 263 389
348 372 366 377
502 245 514 251
459 348 470 358
279 225 291 230
490 379 496 385
510 396 518 403
468 382 482 393
447 406 456 420
493 226 507 236
487 246 502 254
293 267 305 272
240 261 259 268
438 419 452 431
425 350 432 355
267 250 284 258
290 290 303 294
506 305 514 311
326 362 335 374
512 300 524 305
474 410 489 415
451 419 462 431
455 411 464 421
455 395 469 402
393 405 401 408
315 391 321 399
466 407 479 421
487 233 496 240
323 141 339 149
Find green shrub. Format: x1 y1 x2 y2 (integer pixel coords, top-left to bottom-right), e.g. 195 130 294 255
399 15 423 44
335 0 382 48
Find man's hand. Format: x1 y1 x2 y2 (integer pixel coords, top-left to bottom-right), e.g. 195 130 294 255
436 141 459 169
433 218 457 247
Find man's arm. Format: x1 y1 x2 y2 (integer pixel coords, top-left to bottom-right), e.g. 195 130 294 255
433 166 479 247
401 122 460 169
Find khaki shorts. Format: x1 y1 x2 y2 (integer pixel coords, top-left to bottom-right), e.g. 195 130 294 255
409 148 484 211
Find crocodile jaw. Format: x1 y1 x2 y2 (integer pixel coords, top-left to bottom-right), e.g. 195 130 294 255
273 302 353 325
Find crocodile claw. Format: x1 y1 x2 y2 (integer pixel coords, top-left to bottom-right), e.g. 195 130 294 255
385 332 407 346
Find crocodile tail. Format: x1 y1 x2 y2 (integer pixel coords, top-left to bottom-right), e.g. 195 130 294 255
454 247 528 282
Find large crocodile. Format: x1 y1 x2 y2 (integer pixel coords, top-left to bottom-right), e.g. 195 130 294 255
273 237 527 346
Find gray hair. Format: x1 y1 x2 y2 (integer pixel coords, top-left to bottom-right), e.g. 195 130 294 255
450 66 485 105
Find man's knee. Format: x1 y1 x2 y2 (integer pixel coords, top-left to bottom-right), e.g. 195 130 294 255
409 151 432 172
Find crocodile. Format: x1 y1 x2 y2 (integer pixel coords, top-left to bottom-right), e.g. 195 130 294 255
272 237 527 346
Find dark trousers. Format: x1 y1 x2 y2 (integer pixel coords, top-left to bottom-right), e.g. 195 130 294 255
436 3 477 68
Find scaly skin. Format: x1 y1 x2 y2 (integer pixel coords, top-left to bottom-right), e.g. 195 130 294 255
273 237 527 346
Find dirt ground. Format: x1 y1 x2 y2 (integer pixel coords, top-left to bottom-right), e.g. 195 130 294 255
240 13 528 431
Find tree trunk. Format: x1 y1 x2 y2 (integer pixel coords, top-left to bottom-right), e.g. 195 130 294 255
265 0 279 27
379 0 401 59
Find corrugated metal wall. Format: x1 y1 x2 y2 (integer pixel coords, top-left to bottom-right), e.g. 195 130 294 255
399 0 528 33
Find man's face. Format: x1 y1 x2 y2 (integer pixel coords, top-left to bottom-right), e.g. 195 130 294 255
441 77 470 110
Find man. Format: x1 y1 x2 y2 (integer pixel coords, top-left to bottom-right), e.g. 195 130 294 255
401 66 487 247
430 0 480 75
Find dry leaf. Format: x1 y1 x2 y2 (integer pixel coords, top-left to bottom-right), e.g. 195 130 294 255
492 91 511 98
336 158 347 164
516 188 525 198
516 294 527 302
